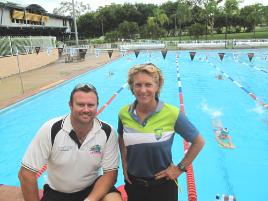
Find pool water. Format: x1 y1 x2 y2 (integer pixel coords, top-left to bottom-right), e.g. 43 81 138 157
0 50 268 201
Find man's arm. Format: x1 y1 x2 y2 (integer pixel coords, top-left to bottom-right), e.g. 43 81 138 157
85 170 118 201
18 167 40 201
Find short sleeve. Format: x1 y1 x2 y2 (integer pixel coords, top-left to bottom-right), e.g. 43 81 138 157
101 128 119 172
117 116 123 136
174 112 199 142
21 120 52 173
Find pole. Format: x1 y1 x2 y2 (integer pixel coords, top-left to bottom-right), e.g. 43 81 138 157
174 13 177 36
72 0 79 46
15 47 25 94
225 13 227 49
205 18 208 41
101 17 104 36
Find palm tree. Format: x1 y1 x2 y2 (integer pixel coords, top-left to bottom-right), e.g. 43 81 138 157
148 8 169 27
146 8 169 38
176 0 192 42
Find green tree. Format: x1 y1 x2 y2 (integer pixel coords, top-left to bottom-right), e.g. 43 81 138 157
263 6 268 25
203 0 219 35
145 18 166 38
117 4 143 25
188 23 206 39
176 0 192 41
146 8 168 38
240 4 263 37
118 21 139 39
135 3 157 26
77 12 99 38
153 8 169 26
214 12 226 33
160 1 177 35
191 5 204 24
95 4 123 35
146 8 169 30
105 30 121 42
224 0 240 34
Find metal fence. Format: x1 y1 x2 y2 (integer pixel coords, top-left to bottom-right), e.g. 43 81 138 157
0 36 56 57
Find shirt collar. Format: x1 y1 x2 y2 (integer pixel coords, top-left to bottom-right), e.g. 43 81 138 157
128 100 164 126
129 99 164 114
62 114 102 148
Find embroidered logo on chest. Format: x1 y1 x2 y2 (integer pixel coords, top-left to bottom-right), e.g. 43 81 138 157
89 144 101 154
154 128 163 140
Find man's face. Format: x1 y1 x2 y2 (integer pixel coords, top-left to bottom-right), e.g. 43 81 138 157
69 91 98 125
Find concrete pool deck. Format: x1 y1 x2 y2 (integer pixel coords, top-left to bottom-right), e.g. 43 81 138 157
0 185 24 201
0 51 121 110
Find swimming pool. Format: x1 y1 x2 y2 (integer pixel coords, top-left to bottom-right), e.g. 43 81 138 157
0 49 268 201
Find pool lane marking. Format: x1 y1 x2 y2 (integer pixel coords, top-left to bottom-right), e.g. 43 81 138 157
39 80 65 91
208 60 268 110
176 53 198 201
232 53 268 74
36 81 128 178
97 82 128 114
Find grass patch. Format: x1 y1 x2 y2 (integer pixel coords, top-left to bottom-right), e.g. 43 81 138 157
161 30 268 41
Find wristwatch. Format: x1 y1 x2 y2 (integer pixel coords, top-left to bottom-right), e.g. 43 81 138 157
177 162 187 172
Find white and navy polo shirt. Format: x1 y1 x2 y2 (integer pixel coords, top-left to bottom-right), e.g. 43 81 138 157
22 115 119 193
118 101 199 178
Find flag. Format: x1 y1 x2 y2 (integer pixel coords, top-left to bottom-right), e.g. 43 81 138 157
189 51 196 61
134 49 140 58
35 46 40 54
218 53 225 61
161 49 168 59
247 53 254 62
107 50 113 58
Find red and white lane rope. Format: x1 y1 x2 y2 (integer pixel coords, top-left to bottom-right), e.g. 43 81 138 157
207 60 268 110
175 53 198 201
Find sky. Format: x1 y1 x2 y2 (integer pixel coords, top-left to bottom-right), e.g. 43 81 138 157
6 0 268 13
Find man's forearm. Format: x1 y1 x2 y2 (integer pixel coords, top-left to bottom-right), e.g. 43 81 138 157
86 170 118 201
18 167 40 201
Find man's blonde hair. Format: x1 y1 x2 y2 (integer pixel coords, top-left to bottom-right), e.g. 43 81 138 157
128 63 164 98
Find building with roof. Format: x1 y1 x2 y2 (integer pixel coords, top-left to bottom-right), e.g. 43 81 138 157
0 1 74 41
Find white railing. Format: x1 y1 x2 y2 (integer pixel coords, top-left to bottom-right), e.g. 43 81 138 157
119 43 166 50
176 39 268 49
177 42 226 49
234 40 268 48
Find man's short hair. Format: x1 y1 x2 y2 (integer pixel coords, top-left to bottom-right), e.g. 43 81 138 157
70 83 99 105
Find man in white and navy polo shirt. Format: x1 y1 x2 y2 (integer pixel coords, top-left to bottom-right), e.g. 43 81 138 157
18 83 122 201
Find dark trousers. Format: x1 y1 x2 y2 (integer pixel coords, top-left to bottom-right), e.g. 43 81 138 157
125 178 178 201
41 184 92 201
41 180 120 201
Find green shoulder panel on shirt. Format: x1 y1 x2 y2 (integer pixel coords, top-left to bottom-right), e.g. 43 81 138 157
119 103 179 133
